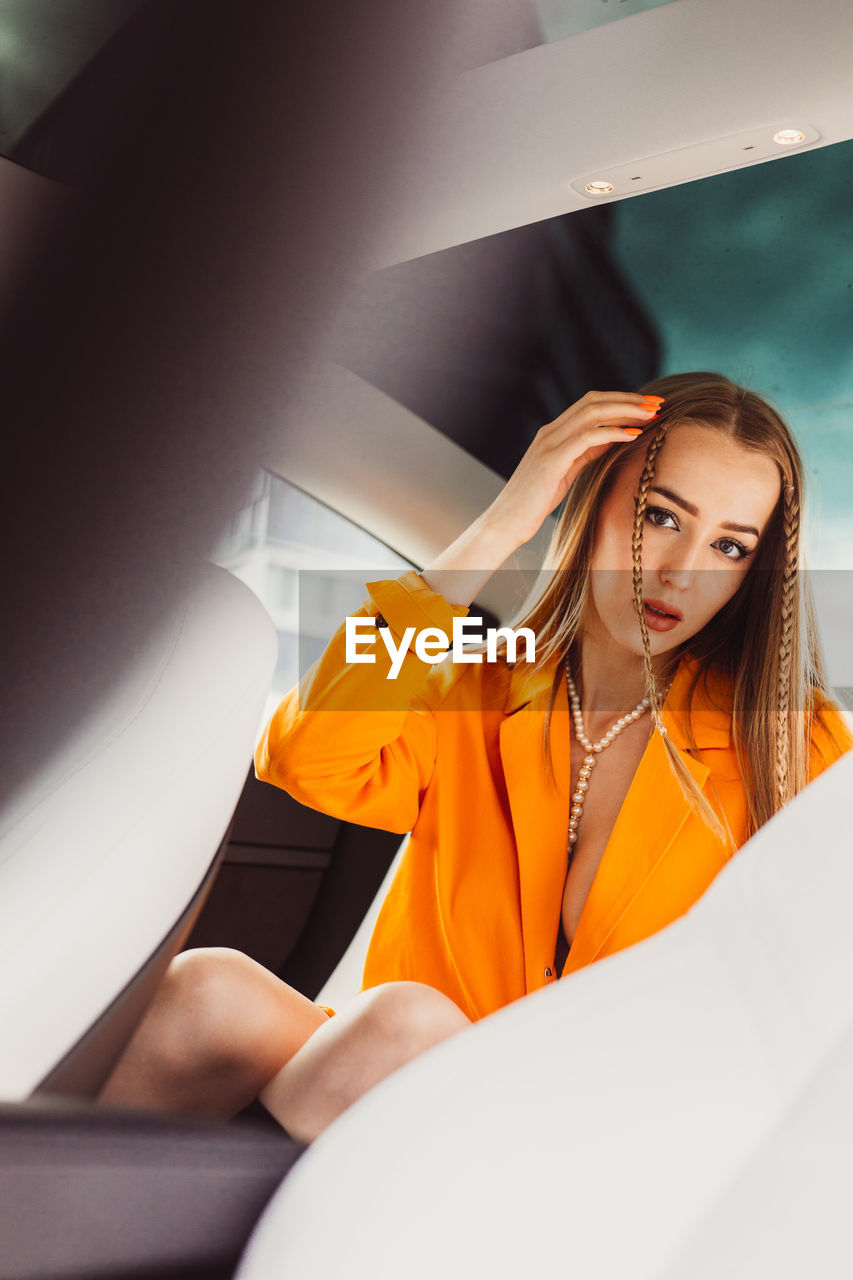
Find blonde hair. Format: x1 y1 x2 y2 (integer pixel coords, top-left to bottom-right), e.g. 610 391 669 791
515 371 838 841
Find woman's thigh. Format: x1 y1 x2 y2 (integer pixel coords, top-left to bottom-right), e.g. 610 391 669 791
260 981 471 1141
101 947 331 1117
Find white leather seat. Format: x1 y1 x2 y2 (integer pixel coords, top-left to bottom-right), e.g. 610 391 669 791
236 748 853 1280
653 1018 853 1279
0 562 276 1099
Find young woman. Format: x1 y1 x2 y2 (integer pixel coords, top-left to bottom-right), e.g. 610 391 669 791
102 372 851 1140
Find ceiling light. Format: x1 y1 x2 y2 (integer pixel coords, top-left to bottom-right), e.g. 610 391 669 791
773 129 806 145
573 124 819 203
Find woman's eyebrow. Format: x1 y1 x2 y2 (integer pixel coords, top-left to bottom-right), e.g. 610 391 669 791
649 485 760 538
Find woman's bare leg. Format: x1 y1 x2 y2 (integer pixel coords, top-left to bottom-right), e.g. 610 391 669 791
102 950 471 1139
100 947 329 1119
260 981 471 1142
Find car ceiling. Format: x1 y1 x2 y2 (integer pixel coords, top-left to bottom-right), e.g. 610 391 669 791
368 0 853 266
268 0 853 576
3 0 852 576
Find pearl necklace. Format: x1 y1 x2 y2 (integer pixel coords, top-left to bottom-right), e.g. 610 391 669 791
566 665 651 847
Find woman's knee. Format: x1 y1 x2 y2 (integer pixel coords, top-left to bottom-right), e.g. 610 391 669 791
103 948 326 1114
162 948 329 1072
354 982 470 1057
166 945 260 1013
152 947 261 1071
259 981 470 1141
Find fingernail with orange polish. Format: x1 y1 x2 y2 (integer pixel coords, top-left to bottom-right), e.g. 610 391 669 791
623 428 644 437
642 395 665 404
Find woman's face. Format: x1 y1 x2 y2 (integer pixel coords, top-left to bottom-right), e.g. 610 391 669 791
586 422 783 661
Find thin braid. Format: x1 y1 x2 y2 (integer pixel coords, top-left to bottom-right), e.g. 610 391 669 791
631 426 668 724
775 483 800 805
629 421 727 843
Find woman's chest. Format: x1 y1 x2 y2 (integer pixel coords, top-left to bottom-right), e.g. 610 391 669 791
413 704 740 1001
561 723 653 945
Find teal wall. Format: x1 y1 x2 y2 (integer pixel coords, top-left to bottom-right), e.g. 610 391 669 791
612 138 853 568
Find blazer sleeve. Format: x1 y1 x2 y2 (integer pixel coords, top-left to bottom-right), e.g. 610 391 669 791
808 698 853 780
254 571 470 833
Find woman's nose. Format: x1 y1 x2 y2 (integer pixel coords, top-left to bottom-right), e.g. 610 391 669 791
655 544 701 591
657 563 694 591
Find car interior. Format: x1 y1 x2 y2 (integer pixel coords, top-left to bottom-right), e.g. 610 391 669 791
2 1 852 1277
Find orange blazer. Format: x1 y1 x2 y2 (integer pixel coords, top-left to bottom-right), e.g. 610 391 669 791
255 572 851 1021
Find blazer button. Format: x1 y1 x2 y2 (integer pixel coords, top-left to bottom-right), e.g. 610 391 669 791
544 967 553 981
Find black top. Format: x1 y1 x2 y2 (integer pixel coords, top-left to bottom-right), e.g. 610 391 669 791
554 921 570 976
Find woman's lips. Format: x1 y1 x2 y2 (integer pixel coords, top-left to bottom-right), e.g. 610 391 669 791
643 599 683 632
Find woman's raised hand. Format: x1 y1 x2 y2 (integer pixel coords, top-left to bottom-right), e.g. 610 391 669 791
482 390 663 548
422 391 663 607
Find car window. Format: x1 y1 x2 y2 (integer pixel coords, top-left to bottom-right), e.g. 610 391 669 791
213 470 413 722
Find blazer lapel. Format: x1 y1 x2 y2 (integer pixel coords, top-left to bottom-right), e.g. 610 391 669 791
499 672 572 992
563 725 709 973
498 656 731 988
564 658 725 973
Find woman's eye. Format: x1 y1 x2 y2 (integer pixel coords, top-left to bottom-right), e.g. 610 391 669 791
645 506 678 530
715 537 751 561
